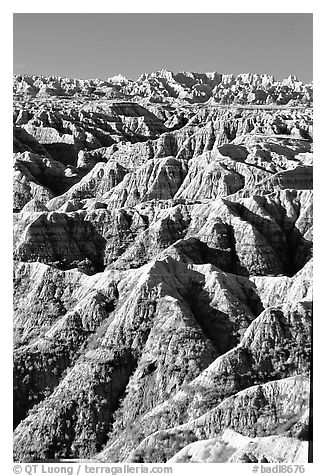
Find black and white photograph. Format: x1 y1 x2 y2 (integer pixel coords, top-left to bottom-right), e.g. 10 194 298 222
10 7 315 469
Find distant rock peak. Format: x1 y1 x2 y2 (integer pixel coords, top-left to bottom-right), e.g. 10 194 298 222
14 70 312 106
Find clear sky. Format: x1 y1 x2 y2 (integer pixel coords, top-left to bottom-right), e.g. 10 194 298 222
13 13 313 83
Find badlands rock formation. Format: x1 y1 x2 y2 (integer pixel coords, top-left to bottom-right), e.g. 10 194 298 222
13 71 312 463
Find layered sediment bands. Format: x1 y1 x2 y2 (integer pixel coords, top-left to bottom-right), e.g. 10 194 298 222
13 211 107 272
100 110 312 170
174 153 246 200
102 157 188 209
230 166 313 199
168 429 308 463
125 376 309 463
46 161 128 211
98 300 311 462
13 71 312 463
184 189 312 277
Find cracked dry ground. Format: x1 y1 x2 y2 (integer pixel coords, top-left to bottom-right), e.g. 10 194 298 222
13 83 312 463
